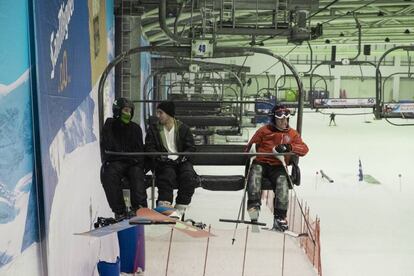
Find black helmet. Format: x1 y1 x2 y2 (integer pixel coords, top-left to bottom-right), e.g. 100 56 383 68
112 98 134 119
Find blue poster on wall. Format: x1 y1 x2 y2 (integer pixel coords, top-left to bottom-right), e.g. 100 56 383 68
0 0 38 269
33 0 93 226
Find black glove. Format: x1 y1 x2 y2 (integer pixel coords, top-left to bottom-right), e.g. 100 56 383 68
274 144 292 153
175 156 188 164
157 155 170 162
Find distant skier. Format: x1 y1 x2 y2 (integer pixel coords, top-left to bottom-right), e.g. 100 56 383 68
145 101 197 219
245 104 309 232
329 112 336 126
100 98 147 220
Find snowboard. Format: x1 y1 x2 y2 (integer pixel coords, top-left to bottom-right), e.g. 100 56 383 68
137 207 214 238
75 212 175 238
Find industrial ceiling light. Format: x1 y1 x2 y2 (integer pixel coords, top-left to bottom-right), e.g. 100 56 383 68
377 11 384 16
325 39 331 44
339 32 344 37
384 37 390 42
404 29 410 34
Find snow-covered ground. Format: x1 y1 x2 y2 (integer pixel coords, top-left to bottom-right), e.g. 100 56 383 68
144 188 315 276
294 109 414 276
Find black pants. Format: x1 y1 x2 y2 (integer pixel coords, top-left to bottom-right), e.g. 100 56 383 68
155 161 197 205
101 161 147 214
247 162 289 218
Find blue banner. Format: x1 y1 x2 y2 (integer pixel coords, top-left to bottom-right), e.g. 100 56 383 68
33 0 93 224
0 0 38 269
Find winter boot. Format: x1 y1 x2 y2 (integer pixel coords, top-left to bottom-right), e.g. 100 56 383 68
114 212 127 222
157 201 174 208
127 205 144 218
247 204 260 222
272 216 288 232
171 204 188 220
156 201 182 218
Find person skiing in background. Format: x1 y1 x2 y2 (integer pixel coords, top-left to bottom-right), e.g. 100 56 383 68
245 104 309 232
145 101 198 219
329 112 337 126
100 98 147 220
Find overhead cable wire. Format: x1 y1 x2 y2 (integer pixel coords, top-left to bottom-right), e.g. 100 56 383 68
237 54 250 77
258 45 298 75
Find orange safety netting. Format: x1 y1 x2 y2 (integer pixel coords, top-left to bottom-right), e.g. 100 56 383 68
263 190 322 275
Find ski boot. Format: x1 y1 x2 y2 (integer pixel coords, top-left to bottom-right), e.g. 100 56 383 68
272 216 289 232
171 204 187 221
156 201 183 219
247 203 261 233
247 204 260 223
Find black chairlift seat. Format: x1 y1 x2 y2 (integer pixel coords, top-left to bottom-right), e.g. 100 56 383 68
192 144 273 191
119 144 274 192
147 115 238 128
192 129 215 136
175 101 221 116
177 115 238 127
216 128 240 136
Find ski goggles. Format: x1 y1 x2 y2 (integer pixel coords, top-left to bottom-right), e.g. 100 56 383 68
274 109 291 119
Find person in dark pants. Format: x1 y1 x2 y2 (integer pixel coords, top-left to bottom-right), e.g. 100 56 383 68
245 104 309 232
100 98 147 220
329 112 337 126
145 101 197 219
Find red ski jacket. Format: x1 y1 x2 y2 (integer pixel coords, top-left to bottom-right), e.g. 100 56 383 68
246 125 309 166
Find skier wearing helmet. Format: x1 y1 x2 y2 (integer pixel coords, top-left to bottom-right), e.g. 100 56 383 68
245 104 309 232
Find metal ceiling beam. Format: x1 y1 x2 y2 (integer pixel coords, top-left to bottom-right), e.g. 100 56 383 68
151 57 251 72
318 0 413 8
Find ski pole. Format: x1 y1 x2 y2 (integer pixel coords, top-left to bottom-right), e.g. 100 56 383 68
231 144 257 245
273 149 317 245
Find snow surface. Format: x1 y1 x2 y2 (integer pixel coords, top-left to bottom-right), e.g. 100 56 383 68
288 109 414 276
143 188 315 276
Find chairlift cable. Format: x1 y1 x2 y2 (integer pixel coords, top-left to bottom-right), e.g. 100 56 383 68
258 45 298 75
237 55 250 78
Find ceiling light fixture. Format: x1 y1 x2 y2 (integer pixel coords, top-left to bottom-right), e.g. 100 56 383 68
384 37 390 42
339 32 344 37
377 11 384 16
325 39 331 44
404 29 410 34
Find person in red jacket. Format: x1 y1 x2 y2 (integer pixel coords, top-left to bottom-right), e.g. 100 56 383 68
246 104 309 232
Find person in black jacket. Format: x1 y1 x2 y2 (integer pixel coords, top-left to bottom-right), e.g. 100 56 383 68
100 98 147 220
145 101 197 219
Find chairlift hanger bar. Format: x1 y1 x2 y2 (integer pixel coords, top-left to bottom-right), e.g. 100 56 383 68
132 100 279 104
105 151 295 157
